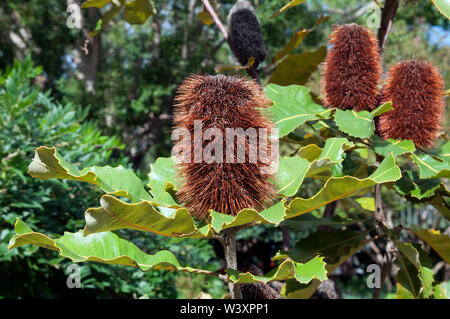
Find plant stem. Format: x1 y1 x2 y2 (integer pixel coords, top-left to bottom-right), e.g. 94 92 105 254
377 0 400 54
221 228 242 299
201 0 228 40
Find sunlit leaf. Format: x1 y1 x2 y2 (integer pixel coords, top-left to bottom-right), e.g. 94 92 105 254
28 146 152 202
411 142 450 179
270 0 307 19
277 229 370 298
264 84 329 138
432 0 450 19
147 156 179 206
227 257 327 285
124 0 157 25
373 135 416 157
286 153 401 219
82 0 112 8
8 218 215 276
88 0 125 37
275 156 310 196
84 195 204 238
334 109 373 138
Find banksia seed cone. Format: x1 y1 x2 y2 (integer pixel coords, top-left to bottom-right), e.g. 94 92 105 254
378 60 445 148
227 0 267 68
322 24 382 111
173 74 277 218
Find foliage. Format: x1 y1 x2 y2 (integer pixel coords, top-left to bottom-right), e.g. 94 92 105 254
11 73 449 298
0 58 181 298
1 0 449 299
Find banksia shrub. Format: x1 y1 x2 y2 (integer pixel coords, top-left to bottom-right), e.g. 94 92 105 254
378 60 445 148
322 24 382 111
227 0 267 68
172 74 277 218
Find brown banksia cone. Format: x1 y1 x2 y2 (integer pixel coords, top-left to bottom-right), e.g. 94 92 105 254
378 59 445 148
322 24 382 111
172 74 277 218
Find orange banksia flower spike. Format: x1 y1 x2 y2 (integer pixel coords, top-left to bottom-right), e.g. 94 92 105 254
172 74 277 219
322 24 382 111
378 60 445 148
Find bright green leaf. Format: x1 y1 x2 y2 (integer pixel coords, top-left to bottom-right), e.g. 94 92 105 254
264 84 329 138
432 0 450 19
286 153 401 219
8 218 215 276
334 109 374 138
270 0 307 19
84 195 204 238
411 142 450 179
227 257 327 285
373 135 416 157
28 146 152 202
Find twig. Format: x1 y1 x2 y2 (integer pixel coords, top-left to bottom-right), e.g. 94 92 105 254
201 0 228 40
377 0 400 53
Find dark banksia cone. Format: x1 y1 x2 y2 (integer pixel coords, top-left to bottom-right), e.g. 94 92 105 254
227 0 267 69
378 60 445 148
322 24 382 111
172 74 277 218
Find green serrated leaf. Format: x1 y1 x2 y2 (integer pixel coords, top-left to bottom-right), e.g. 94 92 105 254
373 135 416 157
227 257 327 285
411 142 450 179
286 153 401 219
280 229 369 299
394 171 441 200
334 108 374 138
264 84 329 138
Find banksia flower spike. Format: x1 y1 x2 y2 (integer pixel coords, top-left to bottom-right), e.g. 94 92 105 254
378 60 445 148
227 0 267 69
322 24 382 111
172 74 277 219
